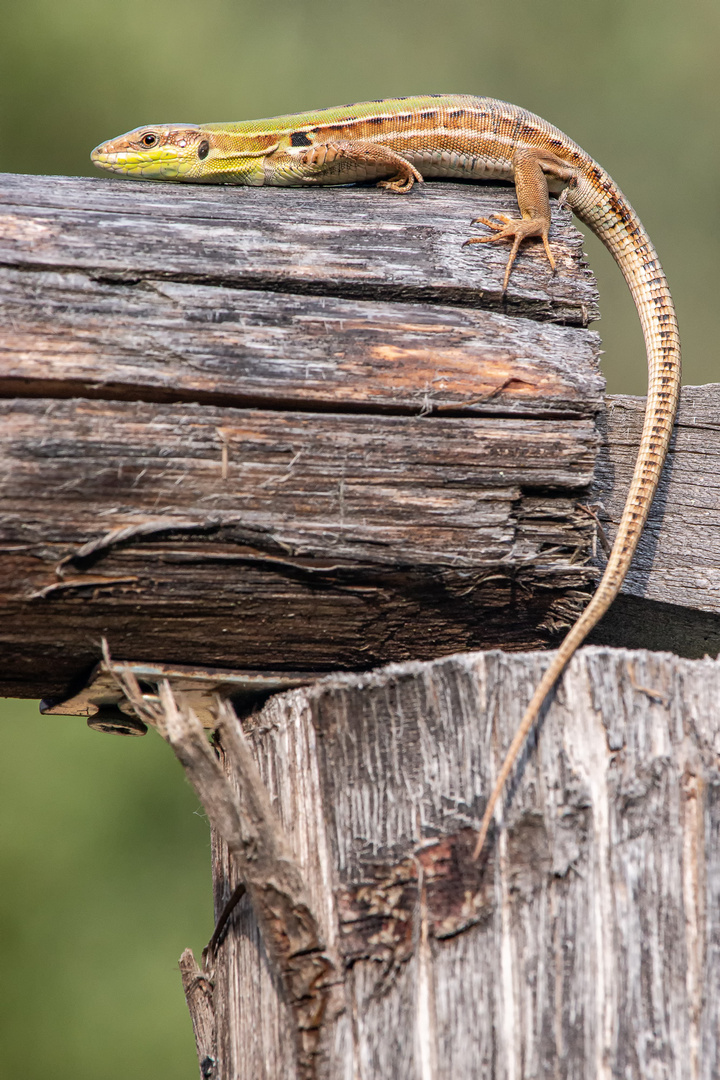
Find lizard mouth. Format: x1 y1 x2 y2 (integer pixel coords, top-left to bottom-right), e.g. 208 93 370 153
91 143 183 178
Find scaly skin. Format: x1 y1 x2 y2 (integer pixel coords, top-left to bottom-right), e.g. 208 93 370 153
92 95 682 856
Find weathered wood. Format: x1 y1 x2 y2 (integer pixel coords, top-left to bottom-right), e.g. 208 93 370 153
0 173 599 322
0 267 602 418
0 396 598 697
178 646 720 1079
111 665 342 1080
587 384 720 658
594 385 720 615
4 384 720 699
0 173 609 699
179 948 217 1079
2 400 598 557
2 172 718 698
3 171 717 1078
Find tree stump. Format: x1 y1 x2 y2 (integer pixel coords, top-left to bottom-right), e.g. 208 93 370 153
121 645 720 1079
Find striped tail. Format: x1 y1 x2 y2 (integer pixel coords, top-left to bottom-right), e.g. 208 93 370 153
473 171 681 858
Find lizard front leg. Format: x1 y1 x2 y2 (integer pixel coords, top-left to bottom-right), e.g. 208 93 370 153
464 147 577 293
293 140 423 191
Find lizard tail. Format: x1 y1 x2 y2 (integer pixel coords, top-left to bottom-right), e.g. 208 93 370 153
473 171 681 860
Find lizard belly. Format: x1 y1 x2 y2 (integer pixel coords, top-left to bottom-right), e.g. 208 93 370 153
403 148 513 181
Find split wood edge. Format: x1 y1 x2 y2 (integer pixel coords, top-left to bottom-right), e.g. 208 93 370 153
104 645 341 1080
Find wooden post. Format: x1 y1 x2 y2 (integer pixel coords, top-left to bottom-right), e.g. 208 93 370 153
2 172 720 1077
115 646 720 1079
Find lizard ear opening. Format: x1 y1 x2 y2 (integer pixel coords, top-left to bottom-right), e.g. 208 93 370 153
198 140 210 160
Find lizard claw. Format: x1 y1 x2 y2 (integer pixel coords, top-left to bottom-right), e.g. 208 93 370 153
464 213 556 294
470 213 515 229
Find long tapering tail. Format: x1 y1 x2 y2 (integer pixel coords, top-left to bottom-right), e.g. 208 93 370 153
473 171 681 859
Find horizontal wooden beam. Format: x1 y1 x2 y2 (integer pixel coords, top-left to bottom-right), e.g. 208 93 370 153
0 174 605 699
1 173 717 699
4 385 716 700
0 395 599 697
0 268 602 419
0 172 598 322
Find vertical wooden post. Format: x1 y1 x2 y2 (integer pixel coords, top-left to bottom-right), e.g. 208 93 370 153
114 647 720 1079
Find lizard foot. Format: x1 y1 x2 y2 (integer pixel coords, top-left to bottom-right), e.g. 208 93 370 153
464 213 555 294
377 169 422 193
298 140 422 191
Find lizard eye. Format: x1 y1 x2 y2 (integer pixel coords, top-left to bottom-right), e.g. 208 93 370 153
140 132 158 147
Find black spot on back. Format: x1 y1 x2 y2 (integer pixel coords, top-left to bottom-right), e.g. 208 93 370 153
291 131 313 147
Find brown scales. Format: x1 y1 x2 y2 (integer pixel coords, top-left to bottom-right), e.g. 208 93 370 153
277 108 680 857
93 97 682 859
307 108 680 859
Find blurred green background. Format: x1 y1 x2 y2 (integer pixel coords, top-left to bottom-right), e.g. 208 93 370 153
1 0 718 1075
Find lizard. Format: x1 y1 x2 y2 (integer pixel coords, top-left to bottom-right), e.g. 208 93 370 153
91 94 681 857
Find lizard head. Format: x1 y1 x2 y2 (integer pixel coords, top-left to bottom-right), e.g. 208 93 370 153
91 125 212 180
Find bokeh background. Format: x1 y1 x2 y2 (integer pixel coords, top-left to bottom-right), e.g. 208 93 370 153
1 0 718 1075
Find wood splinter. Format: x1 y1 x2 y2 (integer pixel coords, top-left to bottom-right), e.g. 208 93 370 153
103 643 342 1080
179 948 217 1080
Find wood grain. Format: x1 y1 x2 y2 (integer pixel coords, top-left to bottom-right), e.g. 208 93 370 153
0 266 602 418
3 171 716 1077
0 173 610 698
595 386 720 616
207 646 720 1079
2 173 717 700
0 173 599 322
0 397 598 697
587 384 720 658
4 386 720 699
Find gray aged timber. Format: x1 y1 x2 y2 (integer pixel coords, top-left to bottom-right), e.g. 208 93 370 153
589 386 720 659
0 172 603 698
0 173 718 699
2 173 719 1079
207 646 720 1079
0 171 598 320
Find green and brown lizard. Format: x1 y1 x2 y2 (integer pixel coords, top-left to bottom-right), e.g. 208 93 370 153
92 94 681 855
